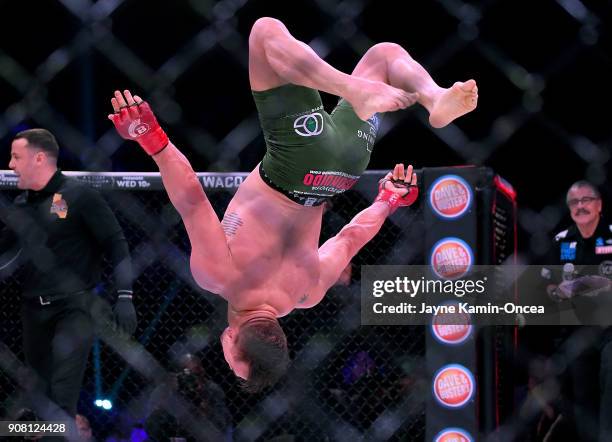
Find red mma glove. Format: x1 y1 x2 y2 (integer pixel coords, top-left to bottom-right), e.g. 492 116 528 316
109 101 168 156
375 176 419 213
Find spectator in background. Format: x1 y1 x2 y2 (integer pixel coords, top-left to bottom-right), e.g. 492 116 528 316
76 414 96 442
145 354 232 442
540 180 612 441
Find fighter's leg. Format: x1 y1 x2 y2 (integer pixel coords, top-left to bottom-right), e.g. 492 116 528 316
248 17 415 120
350 42 478 128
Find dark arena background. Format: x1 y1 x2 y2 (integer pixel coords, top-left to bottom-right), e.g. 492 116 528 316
1 1 611 441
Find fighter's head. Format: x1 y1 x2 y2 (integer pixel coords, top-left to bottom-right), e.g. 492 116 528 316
566 181 601 228
221 318 289 392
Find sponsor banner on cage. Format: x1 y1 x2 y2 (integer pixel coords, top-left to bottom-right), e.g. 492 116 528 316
431 302 473 345
200 174 247 189
432 364 475 409
428 174 473 219
430 237 474 280
0 172 19 188
74 174 116 189
361 265 612 326
113 175 153 190
433 427 473 442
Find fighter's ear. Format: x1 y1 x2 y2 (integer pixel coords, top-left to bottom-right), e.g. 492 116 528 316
225 327 236 339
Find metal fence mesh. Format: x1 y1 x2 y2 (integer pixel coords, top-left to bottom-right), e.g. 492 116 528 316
0 0 611 440
0 177 427 441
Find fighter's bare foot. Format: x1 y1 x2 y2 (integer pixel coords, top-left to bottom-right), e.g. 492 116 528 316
428 79 478 128
347 78 418 121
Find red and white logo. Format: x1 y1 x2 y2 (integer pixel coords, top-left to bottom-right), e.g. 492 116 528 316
430 238 473 280
433 364 475 408
429 175 472 219
128 119 150 138
434 428 473 442
432 305 472 345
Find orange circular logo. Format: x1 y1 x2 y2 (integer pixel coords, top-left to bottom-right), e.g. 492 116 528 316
433 364 475 408
429 175 472 219
430 238 473 280
434 428 473 442
432 306 472 345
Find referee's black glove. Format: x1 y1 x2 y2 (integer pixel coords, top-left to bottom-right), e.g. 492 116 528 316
113 291 137 336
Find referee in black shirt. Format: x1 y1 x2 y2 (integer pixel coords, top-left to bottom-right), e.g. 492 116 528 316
0 129 137 425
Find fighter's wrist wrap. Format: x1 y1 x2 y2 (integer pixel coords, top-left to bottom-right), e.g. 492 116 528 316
375 178 419 213
138 126 168 156
110 102 169 156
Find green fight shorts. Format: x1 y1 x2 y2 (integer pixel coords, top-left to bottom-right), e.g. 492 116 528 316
253 84 383 206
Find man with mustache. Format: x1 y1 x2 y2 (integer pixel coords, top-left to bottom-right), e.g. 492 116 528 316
542 181 612 441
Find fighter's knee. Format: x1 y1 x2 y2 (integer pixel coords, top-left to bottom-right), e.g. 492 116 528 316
249 17 286 45
367 42 409 58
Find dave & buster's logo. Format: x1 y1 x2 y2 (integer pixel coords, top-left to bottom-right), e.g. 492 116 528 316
429 175 472 219
431 304 473 345
434 428 473 442
430 238 474 280
433 364 475 408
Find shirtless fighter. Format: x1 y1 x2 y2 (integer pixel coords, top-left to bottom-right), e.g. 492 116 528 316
108 18 478 391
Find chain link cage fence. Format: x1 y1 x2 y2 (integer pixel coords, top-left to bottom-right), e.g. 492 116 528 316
0 0 611 440
0 172 427 442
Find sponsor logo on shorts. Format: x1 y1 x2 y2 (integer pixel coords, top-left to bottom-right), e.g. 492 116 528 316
50 193 68 219
302 170 359 194
128 119 150 138
433 364 475 409
430 238 473 280
367 114 380 132
431 304 472 345
429 175 472 219
434 428 473 442
294 113 324 137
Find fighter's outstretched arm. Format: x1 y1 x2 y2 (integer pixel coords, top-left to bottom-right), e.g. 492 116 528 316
108 90 236 293
298 165 419 309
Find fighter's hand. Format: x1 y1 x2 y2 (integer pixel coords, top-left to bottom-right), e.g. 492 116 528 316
108 89 169 156
375 163 419 213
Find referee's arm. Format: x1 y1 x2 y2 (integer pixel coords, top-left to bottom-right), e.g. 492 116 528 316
79 187 133 294
79 187 137 334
